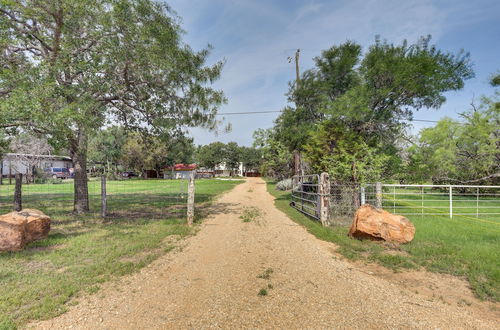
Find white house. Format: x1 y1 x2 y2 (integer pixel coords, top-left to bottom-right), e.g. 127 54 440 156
1 153 73 177
214 162 244 177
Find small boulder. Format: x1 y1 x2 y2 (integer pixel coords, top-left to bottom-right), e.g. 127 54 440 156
349 204 415 244
0 209 51 252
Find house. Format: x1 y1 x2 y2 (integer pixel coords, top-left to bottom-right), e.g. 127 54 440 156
164 164 197 179
1 153 73 177
214 162 244 177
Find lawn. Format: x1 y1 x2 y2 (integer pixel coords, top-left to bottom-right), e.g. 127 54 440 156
370 186 500 224
267 180 500 303
0 178 243 329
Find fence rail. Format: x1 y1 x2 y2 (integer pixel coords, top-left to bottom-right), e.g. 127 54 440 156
364 184 500 221
289 173 500 226
291 174 320 219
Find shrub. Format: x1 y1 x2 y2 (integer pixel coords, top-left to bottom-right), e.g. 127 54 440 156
275 178 292 191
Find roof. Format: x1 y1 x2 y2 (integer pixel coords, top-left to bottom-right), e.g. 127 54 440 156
3 153 72 161
166 164 197 171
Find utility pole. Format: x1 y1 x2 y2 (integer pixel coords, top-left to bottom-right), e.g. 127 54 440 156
293 49 302 177
295 49 300 87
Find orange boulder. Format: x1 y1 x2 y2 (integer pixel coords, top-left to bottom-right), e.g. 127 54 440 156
0 209 51 252
349 204 415 244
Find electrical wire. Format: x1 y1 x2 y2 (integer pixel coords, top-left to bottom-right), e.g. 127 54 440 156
214 110 440 123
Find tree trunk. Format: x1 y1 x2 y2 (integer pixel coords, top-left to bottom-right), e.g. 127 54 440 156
71 130 90 213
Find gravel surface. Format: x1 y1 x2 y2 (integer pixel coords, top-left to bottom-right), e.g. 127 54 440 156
30 178 499 329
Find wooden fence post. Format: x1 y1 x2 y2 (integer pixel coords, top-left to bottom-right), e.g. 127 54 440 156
187 171 195 226
14 173 22 211
0 159 3 185
101 175 107 218
319 172 330 226
9 167 12 185
375 182 382 209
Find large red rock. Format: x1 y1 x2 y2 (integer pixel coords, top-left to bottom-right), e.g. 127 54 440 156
0 209 51 252
349 204 415 244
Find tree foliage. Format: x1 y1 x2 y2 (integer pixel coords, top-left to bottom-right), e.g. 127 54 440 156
407 97 499 184
259 36 474 183
0 0 225 212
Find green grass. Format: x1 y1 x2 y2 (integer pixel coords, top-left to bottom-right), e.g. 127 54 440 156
266 180 500 302
0 178 243 329
377 187 500 224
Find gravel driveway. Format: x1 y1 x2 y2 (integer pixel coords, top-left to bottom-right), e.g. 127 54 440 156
31 177 499 329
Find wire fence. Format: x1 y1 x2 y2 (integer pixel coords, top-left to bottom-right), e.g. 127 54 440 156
0 176 189 221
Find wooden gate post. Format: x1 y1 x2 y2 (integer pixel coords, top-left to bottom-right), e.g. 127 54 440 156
187 171 195 226
101 175 107 218
375 182 382 209
14 173 22 211
319 172 330 226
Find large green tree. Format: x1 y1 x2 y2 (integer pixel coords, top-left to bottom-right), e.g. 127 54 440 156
88 126 127 172
407 97 499 184
264 36 473 183
0 0 225 212
195 142 226 172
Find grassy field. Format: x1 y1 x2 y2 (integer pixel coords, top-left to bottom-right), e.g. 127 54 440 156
0 178 243 329
372 186 500 224
267 180 500 303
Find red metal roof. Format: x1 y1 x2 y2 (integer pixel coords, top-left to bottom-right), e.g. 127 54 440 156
166 164 197 171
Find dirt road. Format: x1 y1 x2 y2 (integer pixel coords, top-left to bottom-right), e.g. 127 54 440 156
32 178 498 329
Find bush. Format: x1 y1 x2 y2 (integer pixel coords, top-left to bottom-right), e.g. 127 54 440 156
275 178 292 191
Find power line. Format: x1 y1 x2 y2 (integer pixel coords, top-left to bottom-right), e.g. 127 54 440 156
214 110 440 123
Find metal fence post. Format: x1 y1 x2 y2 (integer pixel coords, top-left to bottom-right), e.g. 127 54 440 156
375 182 382 209
476 187 479 218
360 186 366 205
101 175 107 218
449 185 453 218
14 173 22 211
319 172 330 226
187 170 195 226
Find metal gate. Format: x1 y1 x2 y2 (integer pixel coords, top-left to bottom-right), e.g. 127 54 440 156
291 174 320 219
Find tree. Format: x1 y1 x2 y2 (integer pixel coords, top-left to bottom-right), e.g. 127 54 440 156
9 133 53 183
261 36 474 183
88 126 127 173
304 121 390 184
239 146 261 172
406 99 499 184
120 132 146 176
0 0 225 212
224 142 241 175
252 128 293 179
195 142 226 172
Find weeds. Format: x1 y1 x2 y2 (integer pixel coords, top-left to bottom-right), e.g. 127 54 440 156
257 268 274 280
258 288 268 296
240 207 262 223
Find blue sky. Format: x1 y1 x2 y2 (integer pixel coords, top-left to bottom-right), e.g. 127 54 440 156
168 0 500 146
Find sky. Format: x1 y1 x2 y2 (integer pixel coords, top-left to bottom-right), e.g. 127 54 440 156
168 0 500 146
